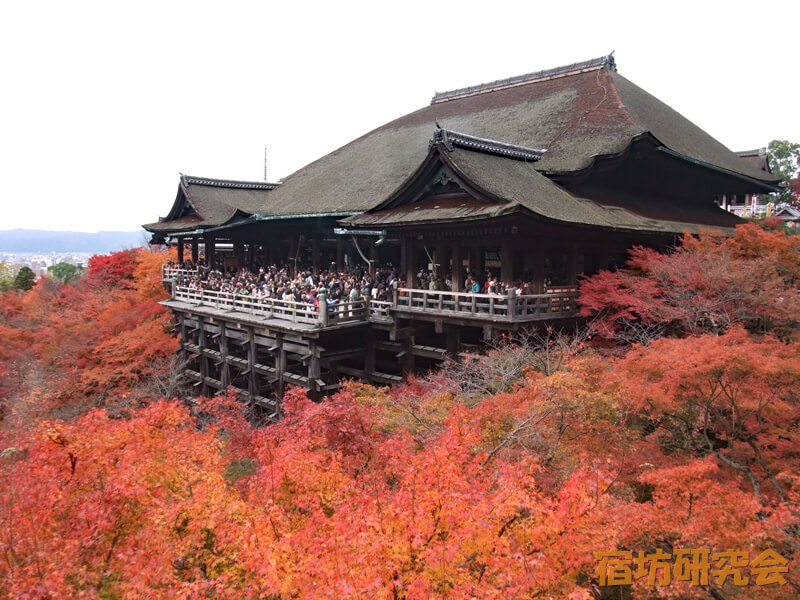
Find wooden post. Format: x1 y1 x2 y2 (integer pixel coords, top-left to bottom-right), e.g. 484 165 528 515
268 242 277 267
198 315 209 397
307 339 321 399
477 246 486 280
206 237 215 269
177 239 184 264
402 336 415 375
506 287 516 319
369 242 377 279
275 332 286 397
336 237 345 272
364 329 375 381
289 238 297 278
318 288 328 327
248 327 257 398
451 241 464 292
400 236 408 278
191 238 199 263
312 235 320 276
533 240 545 293
501 238 513 285
219 321 230 389
446 325 461 360
568 242 578 286
406 241 417 287
434 244 446 279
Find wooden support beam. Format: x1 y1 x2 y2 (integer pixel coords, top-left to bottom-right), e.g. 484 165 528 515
336 237 345 273
275 332 286 397
191 238 199 263
247 327 257 398
411 344 447 360
568 242 578 285
312 235 320 276
364 329 375 378
533 239 545 293
501 238 513 285
206 237 215 269
451 241 464 292
446 325 461 360
405 240 416 287
369 242 377 279
307 339 321 397
219 321 230 388
197 315 209 397
402 337 415 374
177 240 184 264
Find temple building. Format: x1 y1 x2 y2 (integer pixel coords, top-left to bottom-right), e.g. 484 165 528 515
145 54 780 415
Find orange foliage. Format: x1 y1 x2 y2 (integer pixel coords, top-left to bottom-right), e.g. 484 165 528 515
1 242 798 598
580 224 800 337
0 249 177 421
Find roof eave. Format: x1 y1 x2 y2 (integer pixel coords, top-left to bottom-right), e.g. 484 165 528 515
656 146 781 193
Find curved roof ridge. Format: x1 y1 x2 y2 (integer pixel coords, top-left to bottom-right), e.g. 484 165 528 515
432 127 546 161
181 174 281 190
431 53 616 104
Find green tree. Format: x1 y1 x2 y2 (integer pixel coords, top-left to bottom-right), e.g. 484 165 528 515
0 261 18 291
766 139 800 205
12 266 36 290
47 262 84 284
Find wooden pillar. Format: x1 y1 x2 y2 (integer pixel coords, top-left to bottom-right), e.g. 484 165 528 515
248 327 257 399
476 246 486 280
402 336 415 375
336 237 345 272
307 339 321 400
400 236 408 278
289 238 297 278
364 329 376 380
234 242 244 270
275 332 286 398
219 321 230 389
501 238 513 285
191 238 199 263
176 239 184 264
247 243 255 269
445 325 461 360
268 242 277 267
198 315 209 397
206 237 215 269
532 240 545 293
312 235 320 276
568 242 578 286
451 241 464 292
434 244 447 280
369 242 377 279
405 240 417 287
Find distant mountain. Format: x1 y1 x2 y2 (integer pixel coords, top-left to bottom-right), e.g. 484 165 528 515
0 229 147 253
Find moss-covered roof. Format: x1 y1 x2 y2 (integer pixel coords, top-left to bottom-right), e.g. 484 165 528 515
146 56 777 235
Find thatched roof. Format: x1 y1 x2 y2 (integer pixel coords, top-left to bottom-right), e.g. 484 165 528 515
143 175 279 233
344 142 742 235
145 55 778 235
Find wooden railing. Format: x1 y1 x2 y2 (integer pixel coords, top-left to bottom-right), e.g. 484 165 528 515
162 266 198 281
172 286 367 327
368 299 393 320
169 283 579 326
393 287 579 321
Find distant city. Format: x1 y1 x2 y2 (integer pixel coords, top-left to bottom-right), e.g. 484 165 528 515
0 252 96 277
0 229 148 276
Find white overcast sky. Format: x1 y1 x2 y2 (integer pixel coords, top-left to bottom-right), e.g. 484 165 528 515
1 0 798 232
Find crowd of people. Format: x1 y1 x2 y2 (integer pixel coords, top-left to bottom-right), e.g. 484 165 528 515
172 261 403 308
169 260 553 310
